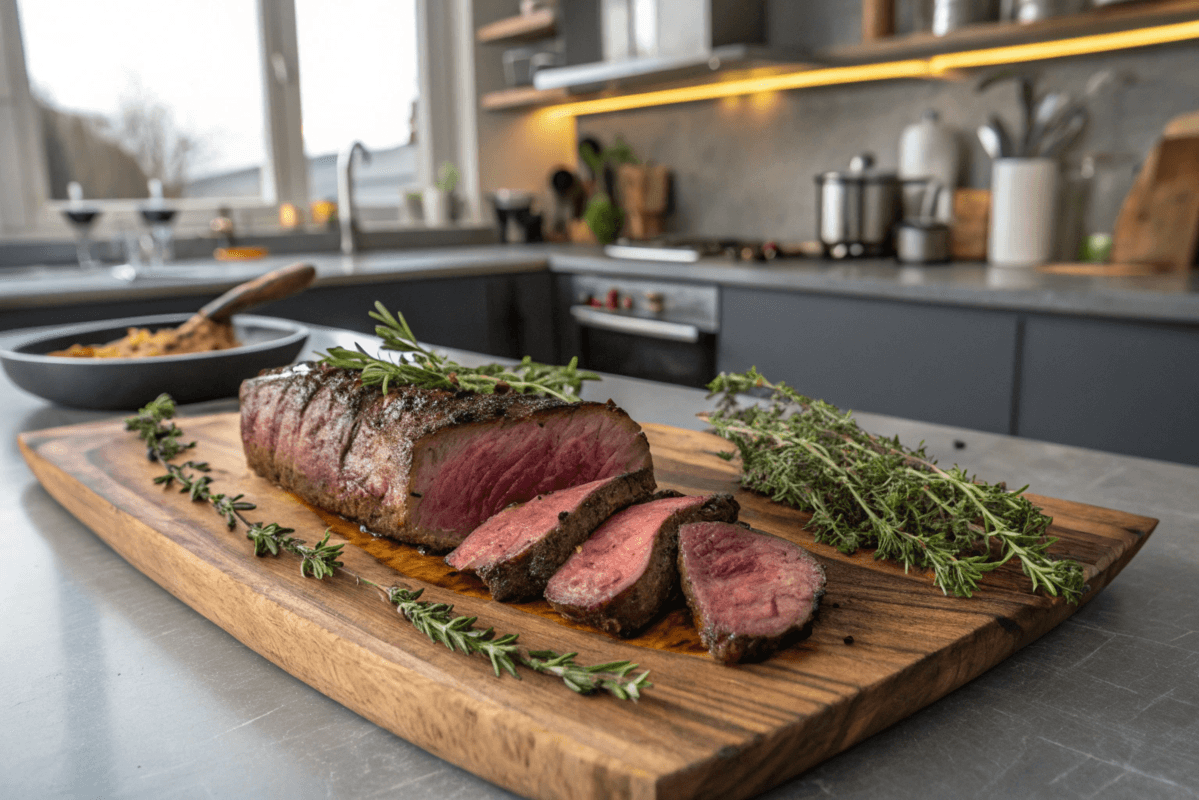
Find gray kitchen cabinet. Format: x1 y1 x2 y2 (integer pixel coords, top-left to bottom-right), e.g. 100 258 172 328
718 288 1019 434
265 272 555 362
1017 315 1199 465
2 295 208 331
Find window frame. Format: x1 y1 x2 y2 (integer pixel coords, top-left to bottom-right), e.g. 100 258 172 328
0 0 481 240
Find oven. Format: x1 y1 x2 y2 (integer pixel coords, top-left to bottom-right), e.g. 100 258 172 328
560 274 719 389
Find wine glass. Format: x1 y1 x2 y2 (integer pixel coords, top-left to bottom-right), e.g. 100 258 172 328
63 181 102 271
140 178 178 272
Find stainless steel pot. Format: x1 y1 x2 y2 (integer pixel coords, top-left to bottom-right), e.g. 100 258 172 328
896 181 951 264
896 219 951 263
815 153 902 259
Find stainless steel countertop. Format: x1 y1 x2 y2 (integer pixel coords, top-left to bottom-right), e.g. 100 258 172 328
2 324 1197 799
4 244 1199 324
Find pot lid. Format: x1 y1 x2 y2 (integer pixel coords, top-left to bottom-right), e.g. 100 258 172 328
816 153 898 183
898 217 950 231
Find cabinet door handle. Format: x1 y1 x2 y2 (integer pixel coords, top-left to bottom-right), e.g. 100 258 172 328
570 306 700 343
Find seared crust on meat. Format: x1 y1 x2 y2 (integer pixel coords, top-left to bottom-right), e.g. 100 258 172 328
240 363 653 552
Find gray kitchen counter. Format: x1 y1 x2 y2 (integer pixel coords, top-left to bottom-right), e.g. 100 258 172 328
549 249 1199 325
3 324 1197 799
4 243 1199 324
0 245 552 310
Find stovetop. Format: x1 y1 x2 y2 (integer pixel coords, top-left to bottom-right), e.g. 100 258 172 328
604 238 804 263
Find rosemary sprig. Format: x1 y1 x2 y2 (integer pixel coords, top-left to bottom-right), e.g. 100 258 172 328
317 302 600 403
705 368 1086 603
126 393 649 699
522 650 650 700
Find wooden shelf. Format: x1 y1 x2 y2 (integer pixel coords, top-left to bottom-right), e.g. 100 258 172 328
480 85 570 111
824 0 1199 65
480 47 810 112
476 9 556 44
479 0 1199 112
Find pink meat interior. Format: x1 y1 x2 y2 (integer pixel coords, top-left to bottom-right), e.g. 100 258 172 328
411 409 649 538
546 495 703 607
679 522 823 637
446 476 616 572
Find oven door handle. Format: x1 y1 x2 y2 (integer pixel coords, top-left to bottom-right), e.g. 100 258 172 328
570 306 701 343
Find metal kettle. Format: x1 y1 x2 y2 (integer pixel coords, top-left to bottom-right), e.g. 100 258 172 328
815 153 902 259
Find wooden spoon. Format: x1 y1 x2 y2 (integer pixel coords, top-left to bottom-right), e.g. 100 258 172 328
174 261 316 340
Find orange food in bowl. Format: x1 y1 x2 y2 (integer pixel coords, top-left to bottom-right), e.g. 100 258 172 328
50 318 240 358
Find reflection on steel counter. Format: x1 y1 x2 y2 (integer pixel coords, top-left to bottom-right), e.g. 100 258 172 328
561 275 718 389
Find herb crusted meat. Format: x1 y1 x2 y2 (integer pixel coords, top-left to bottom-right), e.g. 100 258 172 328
239 363 654 552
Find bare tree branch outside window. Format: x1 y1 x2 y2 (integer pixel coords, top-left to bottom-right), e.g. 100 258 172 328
37 78 207 200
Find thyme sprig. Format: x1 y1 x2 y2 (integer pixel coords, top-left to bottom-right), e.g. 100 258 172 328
317 302 600 403
705 369 1086 603
371 585 651 699
126 393 649 699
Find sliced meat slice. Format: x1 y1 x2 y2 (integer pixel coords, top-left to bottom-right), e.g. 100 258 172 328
678 521 826 664
545 492 739 637
446 469 656 601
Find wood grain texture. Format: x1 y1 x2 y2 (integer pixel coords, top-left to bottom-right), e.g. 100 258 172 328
1111 136 1199 271
193 261 317 323
1112 110 1199 272
861 0 895 42
476 8 556 44
18 414 1156 800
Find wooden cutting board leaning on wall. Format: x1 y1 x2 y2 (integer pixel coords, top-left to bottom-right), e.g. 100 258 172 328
1111 111 1199 270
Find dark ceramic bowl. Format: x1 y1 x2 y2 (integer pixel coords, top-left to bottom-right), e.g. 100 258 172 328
0 313 309 410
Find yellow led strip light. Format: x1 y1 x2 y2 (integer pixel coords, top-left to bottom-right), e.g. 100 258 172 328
543 19 1199 118
542 59 932 118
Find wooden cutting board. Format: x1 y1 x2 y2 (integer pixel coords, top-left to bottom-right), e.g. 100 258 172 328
1112 110 1199 271
1110 136 1199 270
18 413 1156 800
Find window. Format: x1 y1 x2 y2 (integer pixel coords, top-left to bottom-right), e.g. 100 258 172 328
0 0 475 238
18 0 268 201
295 0 420 207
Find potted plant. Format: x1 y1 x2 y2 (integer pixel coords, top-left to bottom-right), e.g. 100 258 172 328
423 161 460 226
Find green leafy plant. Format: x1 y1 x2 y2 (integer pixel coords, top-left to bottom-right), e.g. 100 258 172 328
436 161 460 194
704 369 1086 603
578 136 640 243
583 193 624 245
126 394 649 699
318 302 599 402
579 136 640 176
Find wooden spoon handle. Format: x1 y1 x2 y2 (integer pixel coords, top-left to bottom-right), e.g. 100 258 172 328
197 262 317 323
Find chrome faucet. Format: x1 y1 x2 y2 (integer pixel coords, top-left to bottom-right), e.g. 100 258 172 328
337 141 371 255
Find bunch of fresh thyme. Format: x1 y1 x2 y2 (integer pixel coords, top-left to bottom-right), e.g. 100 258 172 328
705 369 1086 603
317 302 599 402
126 394 650 700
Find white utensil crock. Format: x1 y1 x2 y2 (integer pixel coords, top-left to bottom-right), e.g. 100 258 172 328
988 158 1058 268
